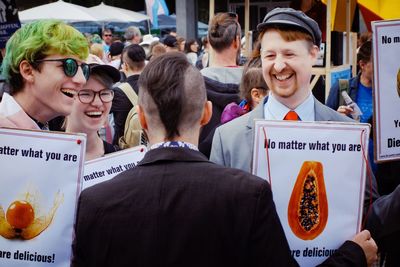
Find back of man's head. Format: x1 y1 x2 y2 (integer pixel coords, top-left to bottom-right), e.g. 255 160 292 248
138 52 207 140
208 12 241 53
123 44 146 72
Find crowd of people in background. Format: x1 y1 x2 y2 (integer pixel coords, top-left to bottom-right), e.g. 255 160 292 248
0 4 399 267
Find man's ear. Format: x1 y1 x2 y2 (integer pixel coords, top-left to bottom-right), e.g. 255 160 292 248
19 60 35 83
137 105 148 130
309 45 319 64
200 100 212 126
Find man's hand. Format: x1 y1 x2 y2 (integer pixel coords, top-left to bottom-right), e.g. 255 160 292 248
352 230 378 266
337 105 354 116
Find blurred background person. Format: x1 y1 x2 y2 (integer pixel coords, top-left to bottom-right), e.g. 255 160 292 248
326 40 377 174
65 61 120 160
89 43 104 63
196 36 210 70
199 12 243 158
184 39 199 66
221 67 268 124
162 35 179 52
102 28 113 62
124 26 142 46
149 42 167 61
177 36 186 52
111 44 146 145
139 34 159 59
108 41 124 70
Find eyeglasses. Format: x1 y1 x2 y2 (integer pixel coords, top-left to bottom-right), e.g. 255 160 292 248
103 34 112 37
35 58 90 81
77 89 114 104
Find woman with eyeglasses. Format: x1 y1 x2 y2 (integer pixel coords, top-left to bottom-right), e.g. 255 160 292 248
65 63 120 161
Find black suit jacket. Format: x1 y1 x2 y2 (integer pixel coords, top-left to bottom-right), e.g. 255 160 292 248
72 147 296 267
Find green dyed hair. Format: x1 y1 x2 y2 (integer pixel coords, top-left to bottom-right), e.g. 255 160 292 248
1 20 89 94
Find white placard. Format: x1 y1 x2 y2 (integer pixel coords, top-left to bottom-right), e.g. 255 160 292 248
83 145 147 190
0 128 86 267
252 120 369 267
372 19 400 162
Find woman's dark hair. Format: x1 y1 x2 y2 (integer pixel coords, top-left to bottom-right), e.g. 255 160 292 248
184 39 198 54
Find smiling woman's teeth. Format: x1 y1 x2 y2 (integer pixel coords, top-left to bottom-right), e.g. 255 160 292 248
86 111 102 117
61 89 76 98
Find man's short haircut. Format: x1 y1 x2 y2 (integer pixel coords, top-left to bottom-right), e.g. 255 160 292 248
149 43 166 60
109 41 124 57
259 26 314 52
102 28 112 35
124 26 141 40
138 52 206 140
208 12 241 53
122 44 146 70
1 20 89 95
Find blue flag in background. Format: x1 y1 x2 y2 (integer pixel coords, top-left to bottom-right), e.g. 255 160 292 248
145 0 169 29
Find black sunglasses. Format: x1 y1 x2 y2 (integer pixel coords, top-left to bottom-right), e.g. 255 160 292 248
35 58 90 81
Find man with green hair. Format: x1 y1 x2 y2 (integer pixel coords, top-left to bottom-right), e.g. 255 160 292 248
0 20 89 130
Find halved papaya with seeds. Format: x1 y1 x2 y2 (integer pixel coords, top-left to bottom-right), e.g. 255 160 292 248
288 161 328 240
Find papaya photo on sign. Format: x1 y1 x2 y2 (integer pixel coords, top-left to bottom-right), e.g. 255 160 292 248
252 120 369 267
288 161 328 241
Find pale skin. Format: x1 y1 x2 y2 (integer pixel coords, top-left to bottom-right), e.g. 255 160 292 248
65 78 112 161
137 101 212 146
121 57 143 77
260 30 319 110
352 230 378 266
250 88 268 109
208 35 240 67
260 29 378 264
16 54 87 123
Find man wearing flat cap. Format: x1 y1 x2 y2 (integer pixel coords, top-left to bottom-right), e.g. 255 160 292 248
211 7 378 266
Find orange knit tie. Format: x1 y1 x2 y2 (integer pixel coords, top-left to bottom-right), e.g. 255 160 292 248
284 110 299 121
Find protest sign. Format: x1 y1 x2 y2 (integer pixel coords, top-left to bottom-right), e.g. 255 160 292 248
252 120 370 267
0 0 20 48
83 145 147 190
0 128 85 267
372 19 400 162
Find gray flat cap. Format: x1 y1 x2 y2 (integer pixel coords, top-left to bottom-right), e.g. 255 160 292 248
257 7 321 46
